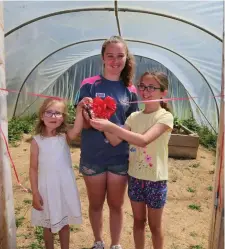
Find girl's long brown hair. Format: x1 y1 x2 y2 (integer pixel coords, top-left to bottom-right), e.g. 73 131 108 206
35 98 68 136
139 71 171 112
101 36 135 87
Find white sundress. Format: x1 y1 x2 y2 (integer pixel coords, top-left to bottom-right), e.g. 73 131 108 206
31 134 82 233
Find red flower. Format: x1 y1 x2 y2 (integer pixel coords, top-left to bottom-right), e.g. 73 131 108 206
91 96 117 119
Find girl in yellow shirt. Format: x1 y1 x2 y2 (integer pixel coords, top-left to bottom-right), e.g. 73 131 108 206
90 72 174 249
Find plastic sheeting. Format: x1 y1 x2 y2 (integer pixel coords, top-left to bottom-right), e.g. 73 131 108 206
18 53 193 121
3 1 224 132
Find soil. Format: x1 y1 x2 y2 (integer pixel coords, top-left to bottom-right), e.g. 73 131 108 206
10 135 216 249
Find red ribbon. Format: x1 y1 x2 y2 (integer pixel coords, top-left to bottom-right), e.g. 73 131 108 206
0 125 31 193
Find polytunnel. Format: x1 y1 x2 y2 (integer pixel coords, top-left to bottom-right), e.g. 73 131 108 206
4 1 224 132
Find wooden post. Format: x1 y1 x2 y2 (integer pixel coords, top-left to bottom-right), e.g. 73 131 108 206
0 2 17 249
208 3 224 249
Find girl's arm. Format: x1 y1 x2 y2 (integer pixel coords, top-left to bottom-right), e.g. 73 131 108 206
67 108 84 141
90 119 170 148
104 124 131 147
29 139 39 194
29 139 43 211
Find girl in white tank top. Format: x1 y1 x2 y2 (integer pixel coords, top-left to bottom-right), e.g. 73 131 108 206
30 98 83 249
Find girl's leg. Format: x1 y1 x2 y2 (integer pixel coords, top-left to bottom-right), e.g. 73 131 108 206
83 173 107 242
147 207 164 249
59 225 70 249
107 172 127 247
130 201 146 249
43 228 54 249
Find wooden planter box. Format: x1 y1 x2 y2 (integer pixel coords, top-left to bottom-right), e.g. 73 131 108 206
169 124 199 159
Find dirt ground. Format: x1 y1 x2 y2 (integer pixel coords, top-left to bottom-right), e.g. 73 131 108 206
10 136 216 249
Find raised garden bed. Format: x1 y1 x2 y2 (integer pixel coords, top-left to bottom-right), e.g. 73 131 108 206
169 123 199 159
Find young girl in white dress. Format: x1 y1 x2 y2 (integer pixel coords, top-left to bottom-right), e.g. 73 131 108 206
29 98 83 249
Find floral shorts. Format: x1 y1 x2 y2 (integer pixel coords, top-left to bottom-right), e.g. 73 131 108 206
128 176 167 209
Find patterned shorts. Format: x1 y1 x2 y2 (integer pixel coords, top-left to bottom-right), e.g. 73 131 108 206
128 176 167 209
79 161 128 176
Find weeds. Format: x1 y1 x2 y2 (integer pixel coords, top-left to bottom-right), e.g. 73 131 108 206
67 103 76 124
188 204 201 211
8 114 37 145
16 216 25 228
207 186 213 191
23 199 32 204
189 245 203 249
27 226 44 249
174 117 217 150
189 163 200 168
187 187 195 193
73 164 79 170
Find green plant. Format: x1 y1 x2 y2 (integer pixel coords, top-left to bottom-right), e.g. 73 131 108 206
27 226 44 249
30 242 43 249
189 245 203 249
174 117 217 150
16 216 25 228
15 206 22 214
23 199 32 204
174 117 182 128
207 186 213 191
8 114 37 144
181 118 199 132
187 187 195 193
73 164 79 170
67 103 76 124
34 226 44 242
188 204 201 211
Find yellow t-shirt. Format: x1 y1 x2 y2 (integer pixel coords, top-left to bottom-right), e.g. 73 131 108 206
125 108 174 181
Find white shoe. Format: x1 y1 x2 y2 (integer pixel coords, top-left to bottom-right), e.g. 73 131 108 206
110 245 122 249
91 241 105 249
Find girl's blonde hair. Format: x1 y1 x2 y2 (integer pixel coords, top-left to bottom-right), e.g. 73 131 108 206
35 98 68 136
101 36 135 87
139 71 170 112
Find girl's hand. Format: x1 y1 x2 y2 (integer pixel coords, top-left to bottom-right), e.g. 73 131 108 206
32 192 44 211
77 97 91 113
90 119 115 132
78 97 94 121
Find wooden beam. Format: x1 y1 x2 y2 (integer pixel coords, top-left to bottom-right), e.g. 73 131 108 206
208 3 224 249
0 2 17 249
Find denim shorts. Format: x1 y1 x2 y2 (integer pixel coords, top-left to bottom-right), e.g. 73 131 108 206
128 176 167 209
79 161 128 176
